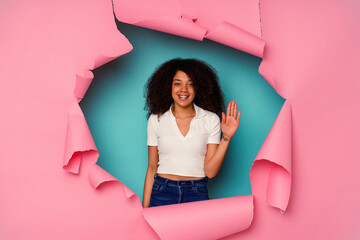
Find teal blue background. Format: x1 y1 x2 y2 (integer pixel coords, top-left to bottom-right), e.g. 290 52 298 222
79 21 285 202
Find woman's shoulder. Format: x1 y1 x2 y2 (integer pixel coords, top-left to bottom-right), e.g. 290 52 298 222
195 106 220 130
196 106 220 121
148 113 159 123
148 111 169 124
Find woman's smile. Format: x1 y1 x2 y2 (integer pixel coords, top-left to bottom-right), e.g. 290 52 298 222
178 95 189 101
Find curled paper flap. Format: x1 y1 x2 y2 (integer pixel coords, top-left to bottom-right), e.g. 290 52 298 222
89 164 136 198
255 100 292 172
74 70 94 102
64 101 136 199
63 102 97 173
63 151 82 174
251 100 292 211
123 184 136 199
258 61 277 93
89 163 118 189
143 195 253 240
267 164 291 211
205 21 265 58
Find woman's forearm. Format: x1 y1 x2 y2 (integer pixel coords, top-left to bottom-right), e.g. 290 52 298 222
204 137 230 178
204 100 241 179
142 168 157 208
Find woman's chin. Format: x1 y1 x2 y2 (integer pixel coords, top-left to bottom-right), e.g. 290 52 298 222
175 101 193 108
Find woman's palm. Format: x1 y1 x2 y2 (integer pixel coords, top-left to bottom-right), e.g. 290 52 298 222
221 100 241 139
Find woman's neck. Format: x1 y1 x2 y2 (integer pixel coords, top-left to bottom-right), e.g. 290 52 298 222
172 103 196 118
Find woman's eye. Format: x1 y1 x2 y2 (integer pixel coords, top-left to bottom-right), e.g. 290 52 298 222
174 83 180 86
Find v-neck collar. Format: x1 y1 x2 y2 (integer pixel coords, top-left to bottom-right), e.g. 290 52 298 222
168 103 203 140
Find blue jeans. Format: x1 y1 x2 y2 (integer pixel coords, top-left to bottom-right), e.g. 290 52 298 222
149 173 209 207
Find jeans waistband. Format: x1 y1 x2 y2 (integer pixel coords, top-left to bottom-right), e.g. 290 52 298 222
154 173 208 187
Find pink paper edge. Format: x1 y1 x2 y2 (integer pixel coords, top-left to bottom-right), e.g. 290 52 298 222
143 195 254 239
251 100 292 211
113 0 264 57
205 20 265 58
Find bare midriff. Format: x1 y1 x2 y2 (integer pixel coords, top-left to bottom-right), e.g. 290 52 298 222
157 173 204 180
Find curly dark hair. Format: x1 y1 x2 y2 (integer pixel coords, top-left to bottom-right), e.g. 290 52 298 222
144 58 225 118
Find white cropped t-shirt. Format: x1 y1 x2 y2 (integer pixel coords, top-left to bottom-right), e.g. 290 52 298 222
147 103 221 177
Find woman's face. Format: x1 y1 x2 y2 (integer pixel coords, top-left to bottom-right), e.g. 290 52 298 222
171 70 195 109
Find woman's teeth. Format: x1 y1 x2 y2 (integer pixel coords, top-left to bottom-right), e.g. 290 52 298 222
179 95 189 101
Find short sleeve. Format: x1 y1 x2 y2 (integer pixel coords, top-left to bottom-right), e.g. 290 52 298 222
208 114 221 144
147 114 158 146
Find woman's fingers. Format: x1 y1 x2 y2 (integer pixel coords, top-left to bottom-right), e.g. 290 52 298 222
226 101 231 119
229 100 236 119
233 102 237 118
237 110 241 123
222 112 226 124
225 100 237 118
231 100 234 117
226 100 241 121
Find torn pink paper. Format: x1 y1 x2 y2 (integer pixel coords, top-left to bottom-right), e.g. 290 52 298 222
205 21 264 58
63 102 98 174
181 0 263 39
193 0 264 57
2 0 360 239
113 0 207 40
143 196 253 240
74 70 94 102
135 17 207 41
251 100 292 211
89 163 136 198
89 163 118 189
113 0 264 56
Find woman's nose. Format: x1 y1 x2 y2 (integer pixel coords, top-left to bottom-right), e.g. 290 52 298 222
180 84 188 91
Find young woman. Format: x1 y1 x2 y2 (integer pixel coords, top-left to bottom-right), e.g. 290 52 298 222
142 58 241 208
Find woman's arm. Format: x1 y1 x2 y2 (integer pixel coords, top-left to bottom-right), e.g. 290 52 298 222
204 100 241 178
142 146 159 208
204 141 229 178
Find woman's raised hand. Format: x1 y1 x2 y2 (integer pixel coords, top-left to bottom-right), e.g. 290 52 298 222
221 100 241 140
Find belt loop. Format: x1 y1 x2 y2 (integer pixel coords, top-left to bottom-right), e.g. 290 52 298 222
191 180 195 187
164 178 169 186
